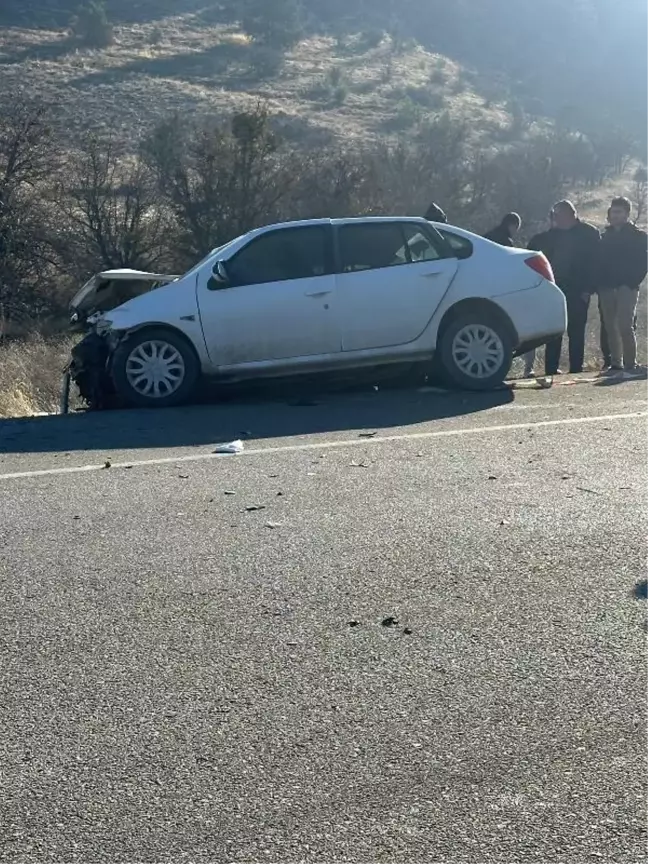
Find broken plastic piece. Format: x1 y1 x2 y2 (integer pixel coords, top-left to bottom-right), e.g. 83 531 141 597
213 440 244 455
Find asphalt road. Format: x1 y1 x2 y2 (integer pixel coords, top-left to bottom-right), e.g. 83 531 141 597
1 376 646 863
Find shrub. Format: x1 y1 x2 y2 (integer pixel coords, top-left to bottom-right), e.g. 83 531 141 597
238 0 303 52
70 1 114 49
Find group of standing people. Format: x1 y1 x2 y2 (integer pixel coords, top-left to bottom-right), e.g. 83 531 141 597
426 197 647 377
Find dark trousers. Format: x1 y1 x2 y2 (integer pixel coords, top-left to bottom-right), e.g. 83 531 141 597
546 293 590 375
600 296 638 366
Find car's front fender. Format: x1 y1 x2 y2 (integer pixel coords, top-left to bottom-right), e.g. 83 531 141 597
99 278 213 371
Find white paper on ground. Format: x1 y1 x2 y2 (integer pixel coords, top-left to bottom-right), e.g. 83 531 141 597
213 440 244 455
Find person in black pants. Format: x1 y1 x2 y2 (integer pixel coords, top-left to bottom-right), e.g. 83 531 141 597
544 200 600 375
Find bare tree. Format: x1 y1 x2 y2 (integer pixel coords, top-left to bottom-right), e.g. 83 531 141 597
144 103 297 265
55 135 171 279
0 96 59 331
632 166 648 225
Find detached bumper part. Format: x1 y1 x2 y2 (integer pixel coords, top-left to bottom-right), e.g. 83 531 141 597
68 333 119 410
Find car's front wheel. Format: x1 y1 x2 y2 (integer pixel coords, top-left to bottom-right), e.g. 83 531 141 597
439 311 513 390
111 328 200 408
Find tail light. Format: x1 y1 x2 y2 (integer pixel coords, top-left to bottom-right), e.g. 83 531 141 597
525 254 555 283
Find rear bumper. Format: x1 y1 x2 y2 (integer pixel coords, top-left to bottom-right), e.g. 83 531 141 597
495 280 567 347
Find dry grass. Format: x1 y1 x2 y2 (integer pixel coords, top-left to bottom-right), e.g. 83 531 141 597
0 336 76 418
0 20 507 145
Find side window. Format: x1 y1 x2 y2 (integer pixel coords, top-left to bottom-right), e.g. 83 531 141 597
338 223 411 273
437 229 474 260
401 223 444 262
227 226 329 287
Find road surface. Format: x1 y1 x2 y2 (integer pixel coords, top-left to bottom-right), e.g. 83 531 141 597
1 377 646 863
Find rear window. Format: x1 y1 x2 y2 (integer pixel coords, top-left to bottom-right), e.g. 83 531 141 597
438 230 473 260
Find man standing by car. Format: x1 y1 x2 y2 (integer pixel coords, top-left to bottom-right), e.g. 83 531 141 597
526 213 558 377
484 212 522 247
543 200 600 375
597 197 647 374
484 213 536 375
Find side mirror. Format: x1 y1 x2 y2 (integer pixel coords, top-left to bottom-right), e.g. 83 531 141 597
215 261 228 282
208 260 229 291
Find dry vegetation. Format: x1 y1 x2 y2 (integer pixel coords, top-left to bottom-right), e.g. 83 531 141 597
0 20 505 145
0 336 76 417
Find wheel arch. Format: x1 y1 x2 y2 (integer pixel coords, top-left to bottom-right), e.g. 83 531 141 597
437 298 519 348
111 322 202 367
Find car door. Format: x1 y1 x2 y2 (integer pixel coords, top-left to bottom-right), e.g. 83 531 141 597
196 224 340 367
334 221 458 352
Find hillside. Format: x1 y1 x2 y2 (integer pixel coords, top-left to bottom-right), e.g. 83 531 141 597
0 19 508 146
1 0 646 148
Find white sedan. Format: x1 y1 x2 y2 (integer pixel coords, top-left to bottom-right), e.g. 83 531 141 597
68 217 566 408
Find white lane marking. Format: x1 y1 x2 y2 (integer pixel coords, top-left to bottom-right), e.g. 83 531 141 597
0 411 645 482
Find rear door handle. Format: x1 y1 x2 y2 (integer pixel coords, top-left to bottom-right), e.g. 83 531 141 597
305 290 332 298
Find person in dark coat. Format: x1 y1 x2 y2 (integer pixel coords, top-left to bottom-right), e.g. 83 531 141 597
484 212 522 247
526 214 559 376
597 197 647 373
424 202 448 223
543 200 600 375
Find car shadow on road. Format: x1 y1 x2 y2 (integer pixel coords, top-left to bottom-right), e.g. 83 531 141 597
0 379 514 456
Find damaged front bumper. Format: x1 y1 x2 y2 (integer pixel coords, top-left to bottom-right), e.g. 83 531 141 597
61 331 120 412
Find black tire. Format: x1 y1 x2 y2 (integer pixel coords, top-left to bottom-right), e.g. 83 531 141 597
438 310 513 391
111 328 200 408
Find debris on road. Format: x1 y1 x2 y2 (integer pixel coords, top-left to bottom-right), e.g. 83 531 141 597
102 459 112 469
350 461 370 468
224 490 236 496
348 620 360 627
265 522 282 529
245 504 266 512
359 431 378 438
213 440 244 455
381 616 399 627
403 628 413 635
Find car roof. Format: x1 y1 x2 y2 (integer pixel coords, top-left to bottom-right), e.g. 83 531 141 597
249 216 444 233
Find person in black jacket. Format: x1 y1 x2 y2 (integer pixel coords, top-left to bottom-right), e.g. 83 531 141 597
597 197 647 373
424 202 448 223
484 212 521 247
543 200 600 375
526 214 559 376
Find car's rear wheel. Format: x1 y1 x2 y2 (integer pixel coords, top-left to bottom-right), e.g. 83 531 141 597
439 311 513 390
111 328 200 408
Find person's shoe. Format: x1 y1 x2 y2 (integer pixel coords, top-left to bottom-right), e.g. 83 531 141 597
600 366 624 377
625 364 645 376
569 367 583 374
523 370 536 379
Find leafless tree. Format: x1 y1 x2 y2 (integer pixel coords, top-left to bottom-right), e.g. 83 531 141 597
0 96 60 331
632 166 647 225
55 135 171 279
144 103 297 266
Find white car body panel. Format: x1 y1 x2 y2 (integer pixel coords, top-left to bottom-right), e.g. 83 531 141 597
79 217 567 383
197 270 339 366
100 278 212 369
336 257 459 351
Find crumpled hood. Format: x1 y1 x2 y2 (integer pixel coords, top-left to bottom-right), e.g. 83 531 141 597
70 269 180 319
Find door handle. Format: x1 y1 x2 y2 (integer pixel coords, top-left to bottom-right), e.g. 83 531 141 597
421 270 443 278
305 290 332 298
